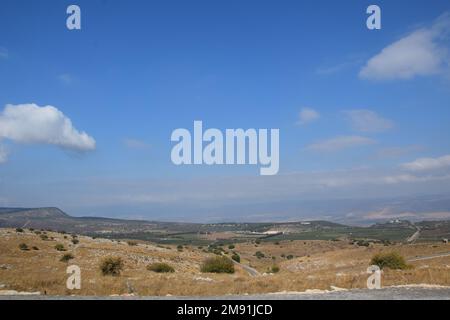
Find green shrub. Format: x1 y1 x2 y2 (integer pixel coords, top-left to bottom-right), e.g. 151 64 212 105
201 256 235 274
286 255 294 260
100 257 124 276
72 239 79 245
255 251 265 259
60 253 75 262
19 243 29 251
147 262 175 273
15 228 24 233
270 265 280 273
228 244 235 249
370 252 410 270
356 240 370 247
54 244 66 251
127 241 138 246
255 240 261 244
231 253 241 263
40 234 49 241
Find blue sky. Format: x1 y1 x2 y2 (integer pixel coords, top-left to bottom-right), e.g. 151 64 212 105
1 0 450 222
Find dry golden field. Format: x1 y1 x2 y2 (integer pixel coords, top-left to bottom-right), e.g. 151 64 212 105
1 228 449 296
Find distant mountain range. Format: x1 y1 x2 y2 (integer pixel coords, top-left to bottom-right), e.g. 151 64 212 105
1 207 449 244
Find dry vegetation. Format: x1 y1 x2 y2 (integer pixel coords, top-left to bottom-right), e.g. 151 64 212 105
0 228 449 296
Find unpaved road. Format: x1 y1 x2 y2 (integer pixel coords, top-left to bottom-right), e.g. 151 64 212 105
408 252 450 262
406 226 421 243
232 260 260 277
1 286 449 300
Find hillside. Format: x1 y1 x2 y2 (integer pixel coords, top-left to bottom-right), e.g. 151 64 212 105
0 207 449 244
0 228 449 296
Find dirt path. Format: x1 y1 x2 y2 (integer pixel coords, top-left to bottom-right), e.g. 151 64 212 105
408 252 450 262
232 260 260 276
407 226 421 243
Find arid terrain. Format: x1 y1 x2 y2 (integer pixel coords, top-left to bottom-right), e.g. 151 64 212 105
1 227 449 297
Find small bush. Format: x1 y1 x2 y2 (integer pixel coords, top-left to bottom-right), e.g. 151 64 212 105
255 251 265 259
16 228 24 233
356 240 370 247
40 234 49 241
370 252 410 270
127 241 138 246
100 257 124 276
32 246 39 250
54 244 66 251
286 255 294 260
19 243 29 251
71 239 79 245
231 253 241 263
201 256 235 274
228 244 235 249
255 240 261 244
147 262 175 273
60 253 74 262
270 265 280 273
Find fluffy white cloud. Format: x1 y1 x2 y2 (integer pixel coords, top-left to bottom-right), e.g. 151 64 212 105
401 154 450 171
306 135 376 152
297 107 320 125
360 13 450 80
345 109 394 132
0 104 96 162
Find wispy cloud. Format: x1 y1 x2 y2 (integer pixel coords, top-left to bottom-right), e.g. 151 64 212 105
344 109 394 132
0 47 8 59
360 12 450 80
401 154 450 171
297 107 320 125
0 144 8 163
375 145 424 159
0 103 96 163
58 73 74 85
306 135 377 152
123 138 151 150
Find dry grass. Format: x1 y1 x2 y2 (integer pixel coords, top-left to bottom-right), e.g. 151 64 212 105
1 228 449 296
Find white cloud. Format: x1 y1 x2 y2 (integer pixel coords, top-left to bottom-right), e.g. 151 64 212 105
306 135 376 152
360 13 450 80
401 154 450 171
0 144 8 163
345 109 394 132
123 138 150 150
375 145 424 159
0 47 8 59
0 103 96 162
297 107 320 125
